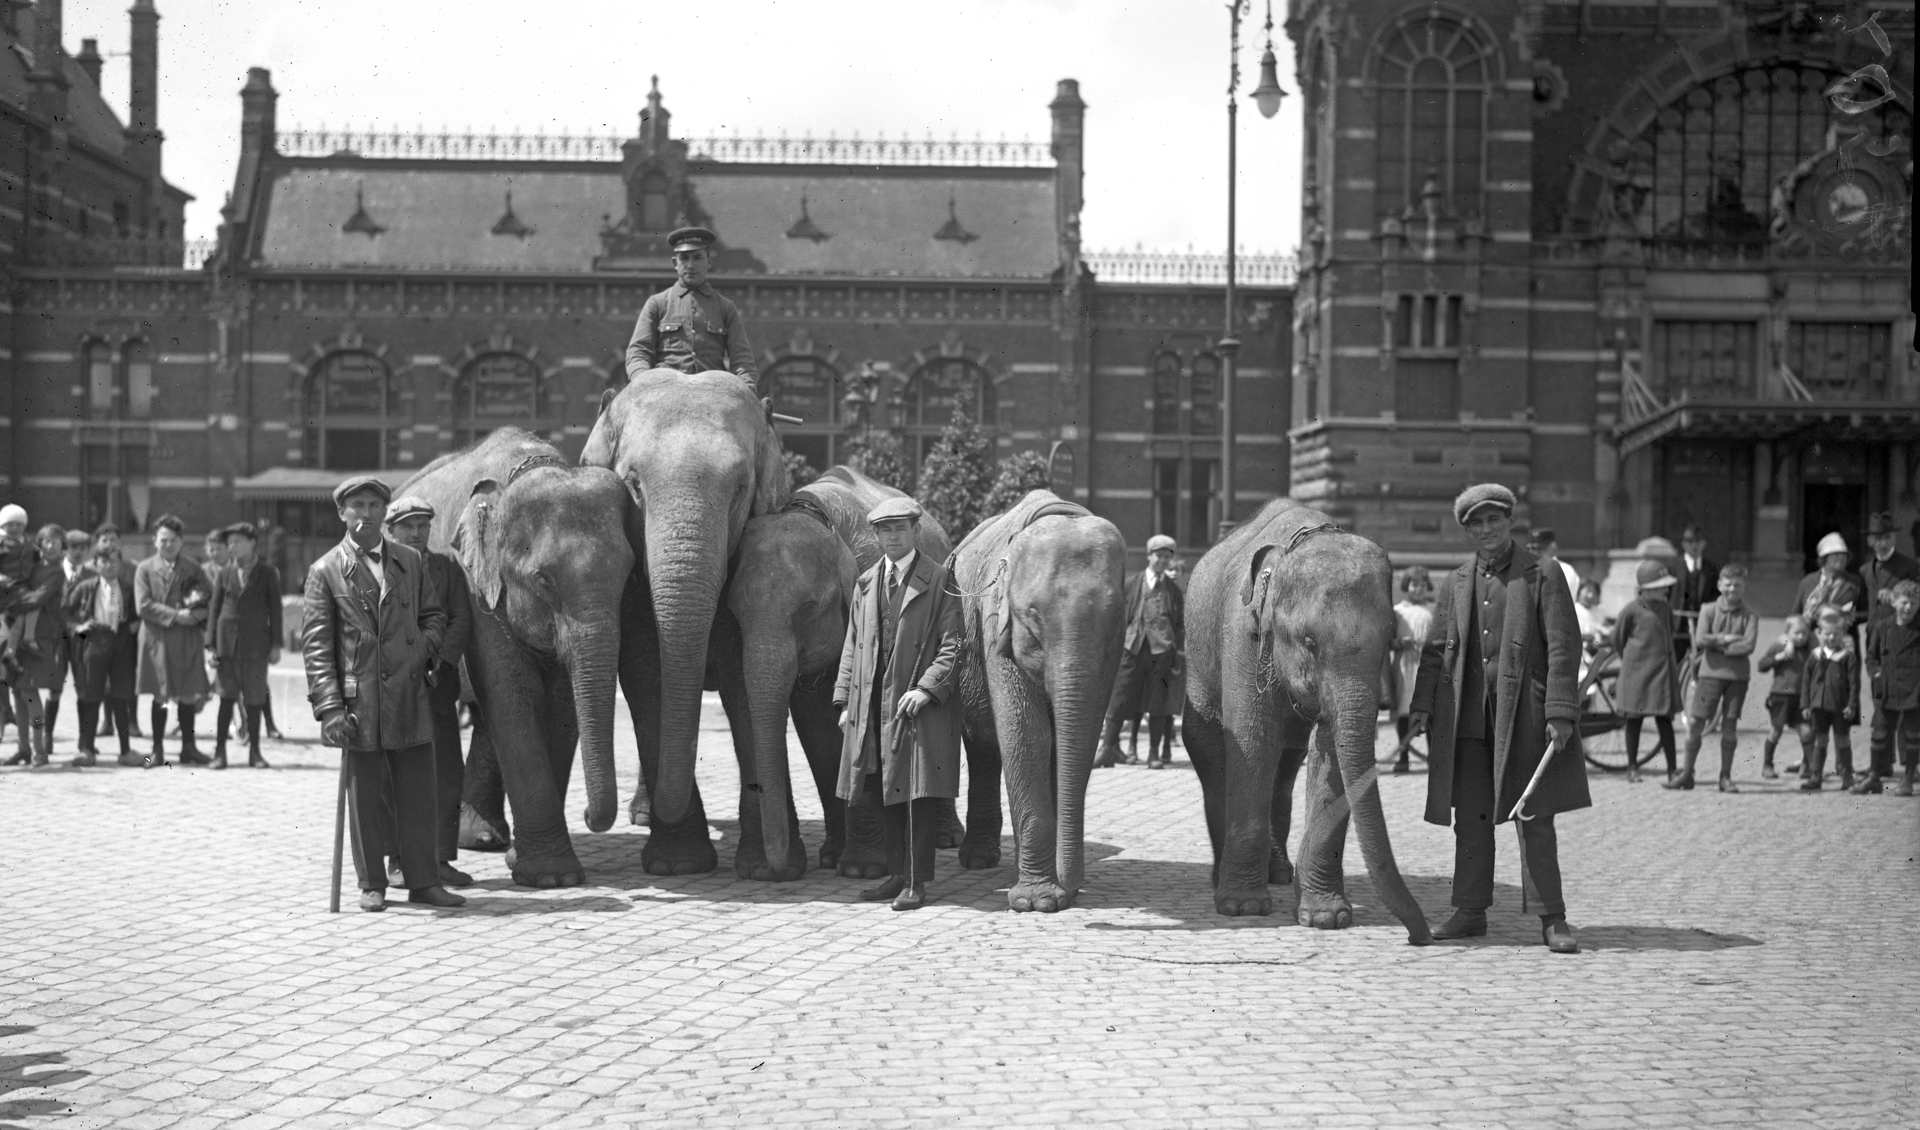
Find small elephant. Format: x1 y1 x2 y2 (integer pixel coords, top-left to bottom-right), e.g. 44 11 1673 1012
951 490 1127 911
1183 498 1432 944
398 428 635 888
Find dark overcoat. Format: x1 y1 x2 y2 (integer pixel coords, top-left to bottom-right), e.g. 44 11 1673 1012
134 553 211 702
63 571 139 701
833 552 964 805
1121 569 1184 655
1866 618 1920 711
1801 644 1861 716
423 549 472 717
209 558 284 705
5 556 67 690
1861 552 1920 628
1410 540 1590 827
1610 596 1680 716
302 535 446 752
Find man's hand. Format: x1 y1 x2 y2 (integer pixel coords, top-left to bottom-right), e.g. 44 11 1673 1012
894 689 933 721
1844 707 1859 726
268 646 281 665
1407 710 1430 737
1546 718 1574 748
321 710 357 747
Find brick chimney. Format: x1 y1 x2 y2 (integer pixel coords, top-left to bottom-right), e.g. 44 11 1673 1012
1049 78 1085 274
75 35 99 87
217 66 277 261
26 0 69 123
124 0 162 176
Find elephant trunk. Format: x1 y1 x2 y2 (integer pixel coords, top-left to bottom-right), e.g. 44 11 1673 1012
1330 672 1432 944
742 637 798 877
564 616 621 833
646 507 729 825
1047 641 1106 895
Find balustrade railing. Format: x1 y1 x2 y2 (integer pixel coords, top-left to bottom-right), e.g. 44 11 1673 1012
1084 249 1297 287
275 127 1052 167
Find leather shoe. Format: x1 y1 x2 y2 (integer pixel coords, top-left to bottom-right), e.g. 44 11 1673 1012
890 883 927 911
248 752 271 769
439 863 474 887
3 751 29 766
359 889 386 912
177 749 212 767
861 876 905 902
407 886 466 908
1662 772 1695 791
68 750 98 767
1850 774 1883 795
1541 916 1579 954
117 751 145 767
1798 777 1822 792
210 752 228 770
1717 777 1738 793
1432 908 1488 939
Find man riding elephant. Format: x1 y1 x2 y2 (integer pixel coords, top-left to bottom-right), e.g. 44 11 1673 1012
1409 482 1588 954
624 226 759 391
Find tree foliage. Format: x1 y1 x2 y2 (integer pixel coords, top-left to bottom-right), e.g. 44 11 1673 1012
782 448 820 493
981 450 1053 519
848 432 913 494
916 408 996 542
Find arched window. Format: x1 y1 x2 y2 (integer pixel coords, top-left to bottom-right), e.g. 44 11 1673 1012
765 356 840 473
1375 15 1494 216
1629 64 1910 241
123 339 154 420
453 353 553 448
305 351 394 471
905 357 995 467
1150 352 1182 435
84 340 114 416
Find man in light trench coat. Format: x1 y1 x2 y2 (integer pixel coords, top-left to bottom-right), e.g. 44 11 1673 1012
833 496 965 912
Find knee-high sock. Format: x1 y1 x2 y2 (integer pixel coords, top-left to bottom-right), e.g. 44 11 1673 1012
214 699 234 753
177 703 198 752
1624 716 1643 764
1656 716 1676 774
43 696 59 743
109 700 133 757
262 699 278 735
76 701 99 751
245 704 262 754
150 702 168 754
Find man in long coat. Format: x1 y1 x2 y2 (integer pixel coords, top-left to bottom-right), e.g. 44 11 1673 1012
1673 525 1719 665
134 514 211 766
1411 482 1588 954
1096 533 1184 768
303 476 459 913
834 496 964 912
207 522 282 769
63 547 140 766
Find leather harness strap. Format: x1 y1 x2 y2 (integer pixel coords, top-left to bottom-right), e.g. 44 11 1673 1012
506 451 568 486
1286 521 1341 555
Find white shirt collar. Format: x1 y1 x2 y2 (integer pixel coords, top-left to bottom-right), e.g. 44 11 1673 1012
887 551 916 586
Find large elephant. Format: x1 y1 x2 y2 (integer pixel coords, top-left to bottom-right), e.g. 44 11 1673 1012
950 490 1127 911
719 465 950 881
1182 497 1433 944
399 428 634 888
579 369 788 876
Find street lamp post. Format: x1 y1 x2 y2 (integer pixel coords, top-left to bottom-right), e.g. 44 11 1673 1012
1219 0 1286 542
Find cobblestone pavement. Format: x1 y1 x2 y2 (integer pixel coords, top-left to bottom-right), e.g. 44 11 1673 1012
2 643 1915 1129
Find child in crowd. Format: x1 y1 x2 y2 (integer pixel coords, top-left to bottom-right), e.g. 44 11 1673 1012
1612 559 1680 784
0 504 45 659
1670 563 1759 792
1861 579 1920 797
1800 606 1860 792
1756 614 1813 781
1388 566 1433 774
1574 579 1612 651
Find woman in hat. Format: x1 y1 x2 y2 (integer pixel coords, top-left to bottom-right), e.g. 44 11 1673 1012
1795 533 1866 626
1612 559 1682 783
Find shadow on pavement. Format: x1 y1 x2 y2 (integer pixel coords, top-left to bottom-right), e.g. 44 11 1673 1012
429 894 635 917
0 1033 89 1130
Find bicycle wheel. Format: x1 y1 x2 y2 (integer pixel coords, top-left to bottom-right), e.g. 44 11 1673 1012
1578 651 1635 771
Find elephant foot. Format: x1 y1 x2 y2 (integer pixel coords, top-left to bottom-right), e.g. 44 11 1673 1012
818 836 843 872
507 849 586 889
835 837 890 880
457 803 509 852
1267 846 1295 888
934 801 966 849
641 816 718 877
1214 885 1274 917
1296 889 1354 930
957 835 1001 871
733 829 808 883
1008 878 1074 913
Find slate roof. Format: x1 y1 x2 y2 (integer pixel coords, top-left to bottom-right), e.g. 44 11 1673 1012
254 161 1061 278
0 10 129 159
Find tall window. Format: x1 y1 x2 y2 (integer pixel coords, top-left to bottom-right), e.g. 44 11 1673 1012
1393 293 1462 420
453 353 549 448
905 358 995 466
1150 352 1181 435
1190 354 1221 436
1375 14 1493 216
85 340 114 416
766 356 840 473
1788 322 1889 400
1651 321 1757 399
305 351 395 471
124 340 154 420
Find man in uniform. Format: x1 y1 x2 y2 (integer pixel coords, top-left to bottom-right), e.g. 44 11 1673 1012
302 476 461 913
1409 483 1588 954
1096 533 1184 768
833 497 965 912
383 495 475 887
624 226 759 390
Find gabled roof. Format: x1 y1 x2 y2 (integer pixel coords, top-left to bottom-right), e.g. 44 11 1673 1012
253 159 1061 278
0 9 126 158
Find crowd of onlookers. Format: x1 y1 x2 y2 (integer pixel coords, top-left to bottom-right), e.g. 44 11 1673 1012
0 506 286 768
1385 515 1920 796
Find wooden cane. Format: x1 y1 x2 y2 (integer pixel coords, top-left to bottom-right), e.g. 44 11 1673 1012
1508 728 1569 823
329 753 349 913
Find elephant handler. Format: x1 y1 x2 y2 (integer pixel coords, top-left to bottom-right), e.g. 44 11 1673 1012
623 226 760 391
302 475 463 914
383 495 475 887
833 496 965 912
1096 533 1184 768
1408 482 1588 954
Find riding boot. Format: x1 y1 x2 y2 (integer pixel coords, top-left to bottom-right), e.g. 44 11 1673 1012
148 702 168 766
1094 715 1125 768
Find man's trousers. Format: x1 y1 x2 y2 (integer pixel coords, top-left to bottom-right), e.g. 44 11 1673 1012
1451 736 1565 916
862 771 937 886
346 744 437 891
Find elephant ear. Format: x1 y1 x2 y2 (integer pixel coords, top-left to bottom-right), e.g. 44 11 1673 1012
1240 543 1279 640
578 393 619 468
454 479 505 610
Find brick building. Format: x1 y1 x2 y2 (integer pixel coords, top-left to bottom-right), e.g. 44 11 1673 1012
1286 0 1915 600
2 18 1293 577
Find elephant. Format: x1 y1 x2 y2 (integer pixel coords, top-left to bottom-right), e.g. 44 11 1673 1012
579 368 789 877
949 489 1127 911
398 427 635 888
716 464 952 881
1182 497 1433 944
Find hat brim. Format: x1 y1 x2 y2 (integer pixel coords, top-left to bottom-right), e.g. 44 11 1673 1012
1459 500 1513 523
1638 575 1677 589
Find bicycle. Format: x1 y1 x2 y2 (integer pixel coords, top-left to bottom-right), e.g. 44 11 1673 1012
1576 643 1660 772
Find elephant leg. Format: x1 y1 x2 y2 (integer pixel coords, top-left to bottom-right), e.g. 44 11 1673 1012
1182 701 1228 887
958 729 1004 870
723 675 804 882
791 681 873 876
621 590 716 876
993 659 1066 912
1296 720 1355 929
1267 716 1313 887
458 712 510 852
468 620 584 888
1214 689 1283 918
932 798 966 848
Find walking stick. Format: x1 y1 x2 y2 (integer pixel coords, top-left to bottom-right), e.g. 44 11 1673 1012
1509 727 1568 912
329 753 349 913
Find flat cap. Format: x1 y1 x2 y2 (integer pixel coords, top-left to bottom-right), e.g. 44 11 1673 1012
64 529 91 548
332 475 392 508
866 496 923 525
1634 559 1676 589
669 226 717 253
1453 482 1517 525
1866 511 1898 536
222 521 260 542
385 495 436 525
1146 534 1177 553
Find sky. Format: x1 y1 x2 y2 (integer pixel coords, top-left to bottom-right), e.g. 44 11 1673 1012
62 0 1301 256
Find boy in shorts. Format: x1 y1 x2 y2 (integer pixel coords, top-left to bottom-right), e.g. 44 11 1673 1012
1756 614 1813 780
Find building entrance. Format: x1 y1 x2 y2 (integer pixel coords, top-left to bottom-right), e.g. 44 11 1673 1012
1802 484 1867 575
